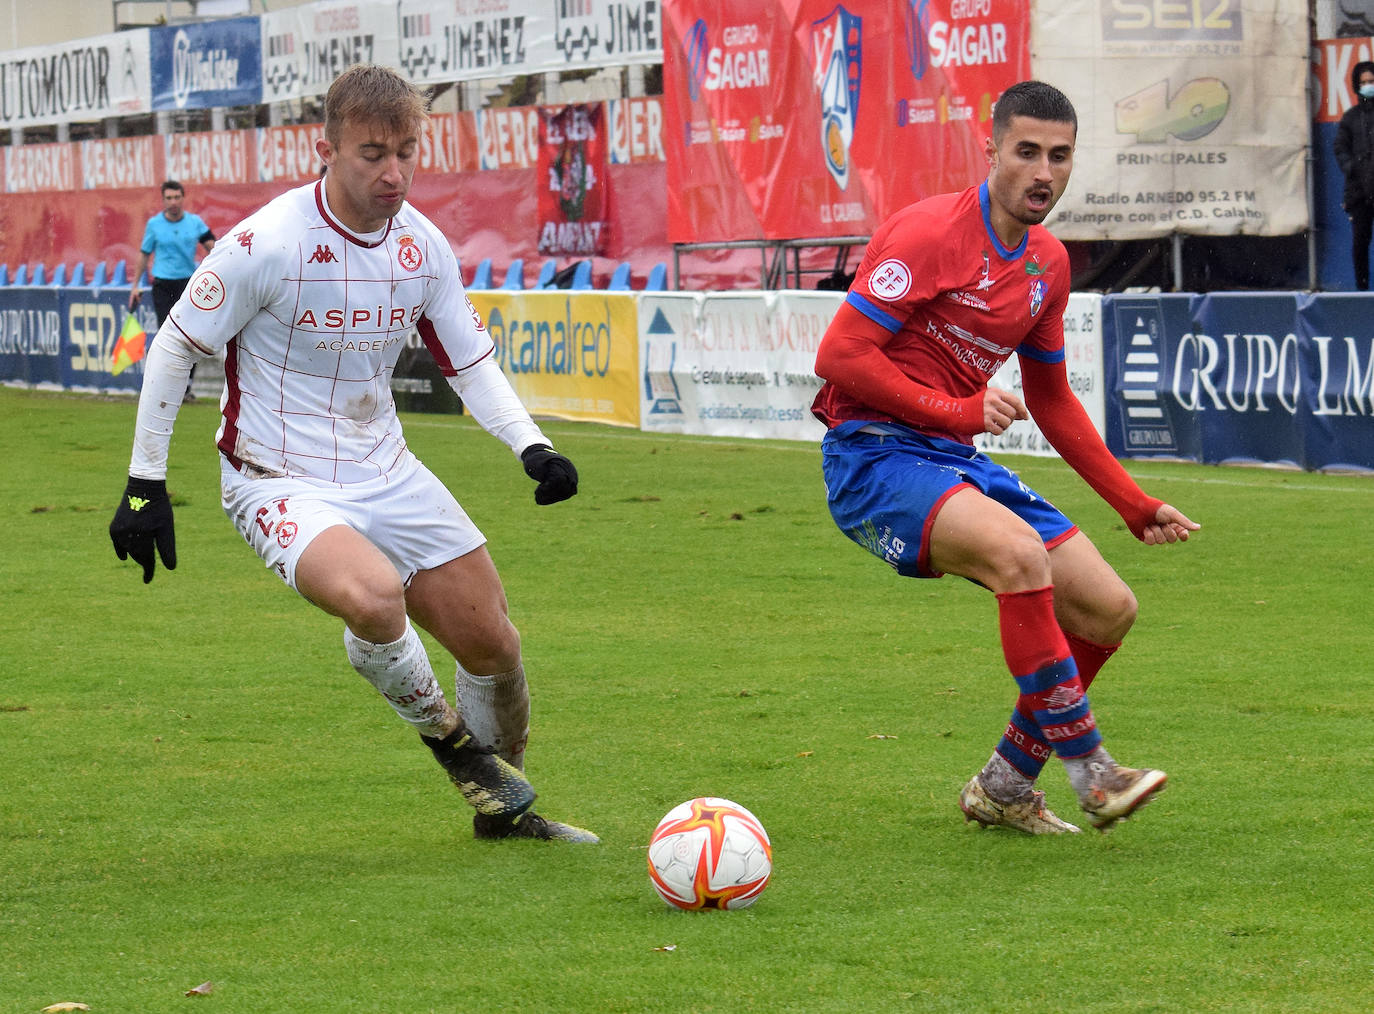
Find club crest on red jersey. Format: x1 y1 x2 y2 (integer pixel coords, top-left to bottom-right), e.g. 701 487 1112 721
397 235 423 272
1029 277 1046 317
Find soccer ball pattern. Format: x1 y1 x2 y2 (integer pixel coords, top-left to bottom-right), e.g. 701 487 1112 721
647 797 772 910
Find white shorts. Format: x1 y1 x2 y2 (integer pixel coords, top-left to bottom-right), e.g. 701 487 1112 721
220 453 486 591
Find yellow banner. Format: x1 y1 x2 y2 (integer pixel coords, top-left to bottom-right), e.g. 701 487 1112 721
470 291 640 427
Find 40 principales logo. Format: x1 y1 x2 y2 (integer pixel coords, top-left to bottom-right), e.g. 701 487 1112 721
397 235 423 272
811 6 862 191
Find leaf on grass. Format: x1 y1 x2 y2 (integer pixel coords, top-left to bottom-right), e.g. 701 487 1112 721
184 981 214 997
652 944 677 952
796 750 813 757
866 733 898 740
41 1004 91 1012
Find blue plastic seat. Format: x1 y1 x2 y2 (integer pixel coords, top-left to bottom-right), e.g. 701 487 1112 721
90 262 108 288
607 262 632 290
570 261 593 290
48 264 67 286
645 262 668 291
500 258 524 290
31 263 46 285
13 264 27 285
68 262 85 286
535 258 557 289
0 264 8 286
469 257 493 290
111 260 128 286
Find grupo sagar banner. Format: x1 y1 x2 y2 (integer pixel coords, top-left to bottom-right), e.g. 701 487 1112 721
663 0 1030 242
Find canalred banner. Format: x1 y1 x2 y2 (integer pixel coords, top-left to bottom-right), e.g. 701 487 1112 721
537 103 612 257
663 0 1030 242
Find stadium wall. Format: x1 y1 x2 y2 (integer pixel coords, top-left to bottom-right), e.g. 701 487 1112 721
6 281 1369 471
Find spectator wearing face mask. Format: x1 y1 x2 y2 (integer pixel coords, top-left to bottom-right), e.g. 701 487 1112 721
1334 61 1374 290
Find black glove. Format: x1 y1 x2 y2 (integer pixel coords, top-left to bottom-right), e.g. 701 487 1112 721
109 476 177 583
520 444 578 505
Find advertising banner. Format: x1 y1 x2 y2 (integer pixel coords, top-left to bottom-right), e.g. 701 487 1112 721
473 290 639 426
260 0 401 103
537 103 612 257
150 16 262 111
397 0 661 86
662 0 1029 242
638 290 831 440
1037 0 1309 239
80 136 158 191
976 293 1106 458
0 284 156 392
1102 293 1374 471
0 29 151 129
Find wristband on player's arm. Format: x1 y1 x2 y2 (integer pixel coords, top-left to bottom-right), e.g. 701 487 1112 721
109 475 178 583
520 444 578 505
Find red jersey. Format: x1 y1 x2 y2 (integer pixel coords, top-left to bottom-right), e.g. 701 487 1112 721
812 182 1071 443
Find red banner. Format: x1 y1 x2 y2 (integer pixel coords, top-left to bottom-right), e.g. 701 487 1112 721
537 104 612 258
664 0 1030 242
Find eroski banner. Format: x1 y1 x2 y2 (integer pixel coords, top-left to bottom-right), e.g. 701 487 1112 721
1036 0 1308 239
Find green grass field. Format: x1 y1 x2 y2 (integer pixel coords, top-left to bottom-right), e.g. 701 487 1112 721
2 386 1372 1013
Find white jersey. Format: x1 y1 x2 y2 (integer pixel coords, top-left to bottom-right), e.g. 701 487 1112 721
166 179 527 486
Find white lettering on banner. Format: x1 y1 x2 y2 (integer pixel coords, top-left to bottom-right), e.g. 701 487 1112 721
67 302 119 372
1170 332 1301 414
4 143 75 192
1312 337 1374 416
419 114 455 172
928 21 1008 68
81 137 155 189
166 130 248 183
611 97 664 163
172 30 240 108
538 220 605 255
703 46 769 90
479 106 538 168
0 307 62 356
258 125 321 182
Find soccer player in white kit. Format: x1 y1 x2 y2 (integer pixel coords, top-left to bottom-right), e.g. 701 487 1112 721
109 64 596 843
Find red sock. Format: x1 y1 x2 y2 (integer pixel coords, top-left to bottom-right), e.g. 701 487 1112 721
1064 631 1119 692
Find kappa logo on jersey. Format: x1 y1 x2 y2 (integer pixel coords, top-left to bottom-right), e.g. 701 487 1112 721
189 270 225 311
397 235 423 272
235 229 253 253
465 295 487 332
308 244 337 264
869 258 912 301
1029 277 1046 318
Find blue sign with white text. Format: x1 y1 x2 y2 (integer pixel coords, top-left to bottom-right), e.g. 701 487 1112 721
150 16 262 111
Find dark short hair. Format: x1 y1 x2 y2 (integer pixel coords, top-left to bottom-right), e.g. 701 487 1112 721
161 179 184 195
992 81 1077 142
324 64 428 146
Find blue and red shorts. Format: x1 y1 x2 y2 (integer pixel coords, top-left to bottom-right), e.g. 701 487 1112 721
821 420 1076 578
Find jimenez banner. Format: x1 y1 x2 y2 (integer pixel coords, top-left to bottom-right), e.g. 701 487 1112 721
537 103 611 257
1036 0 1308 240
663 0 1029 242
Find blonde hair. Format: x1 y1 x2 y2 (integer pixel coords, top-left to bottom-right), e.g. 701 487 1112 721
324 64 428 145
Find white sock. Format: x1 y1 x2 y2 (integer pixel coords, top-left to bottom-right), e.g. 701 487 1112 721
979 751 1034 803
454 662 530 770
344 621 449 735
1063 745 1115 798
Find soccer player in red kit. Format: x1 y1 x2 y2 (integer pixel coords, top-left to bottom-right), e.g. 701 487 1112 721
813 80 1199 833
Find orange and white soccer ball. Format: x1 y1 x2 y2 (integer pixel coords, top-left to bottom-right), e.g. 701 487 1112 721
647 797 772 910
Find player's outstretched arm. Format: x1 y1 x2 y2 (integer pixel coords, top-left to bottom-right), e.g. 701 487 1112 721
1137 503 1200 546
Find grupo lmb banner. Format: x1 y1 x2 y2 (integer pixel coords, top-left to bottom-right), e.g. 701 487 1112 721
663 0 1029 242
1036 0 1308 239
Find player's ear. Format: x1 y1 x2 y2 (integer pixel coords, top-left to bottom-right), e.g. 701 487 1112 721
315 137 335 167
985 135 997 168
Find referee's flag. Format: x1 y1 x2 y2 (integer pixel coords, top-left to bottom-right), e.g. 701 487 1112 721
111 313 146 376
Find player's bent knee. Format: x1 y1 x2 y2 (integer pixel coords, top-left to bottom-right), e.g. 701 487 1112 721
990 529 1053 591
